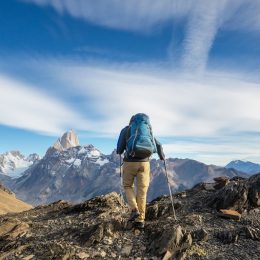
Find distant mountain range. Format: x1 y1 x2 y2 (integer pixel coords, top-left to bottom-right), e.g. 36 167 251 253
0 130 248 206
0 151 40 178
225 160 260 175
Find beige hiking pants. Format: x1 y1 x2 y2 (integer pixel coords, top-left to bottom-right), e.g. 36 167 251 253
122 161 150 222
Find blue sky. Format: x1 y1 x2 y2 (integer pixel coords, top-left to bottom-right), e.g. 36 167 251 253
1 0 260 165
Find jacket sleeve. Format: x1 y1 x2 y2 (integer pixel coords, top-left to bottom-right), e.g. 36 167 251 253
154 138 165 160
116 126 128 154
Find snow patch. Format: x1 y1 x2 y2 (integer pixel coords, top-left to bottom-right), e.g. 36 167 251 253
78 147 87 155
95 158 109 166
66 158 75 164
73 159 82 167
89 149 101 157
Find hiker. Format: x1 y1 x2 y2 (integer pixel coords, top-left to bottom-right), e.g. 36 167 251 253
116 113 165 229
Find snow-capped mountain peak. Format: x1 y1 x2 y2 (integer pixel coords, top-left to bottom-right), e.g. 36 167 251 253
0 151 40 178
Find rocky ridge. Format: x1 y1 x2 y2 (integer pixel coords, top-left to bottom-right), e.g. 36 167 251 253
226 160 260 175
0 173 259 259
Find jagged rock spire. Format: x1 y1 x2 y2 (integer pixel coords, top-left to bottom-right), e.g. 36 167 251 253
53 129 80 151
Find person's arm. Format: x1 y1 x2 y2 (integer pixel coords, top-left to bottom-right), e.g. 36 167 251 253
116 126 128 154
154 138 165 160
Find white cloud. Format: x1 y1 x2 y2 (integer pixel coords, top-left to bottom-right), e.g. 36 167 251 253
164 138 260 166
22 0 175 31
22 0 260 73
44 59 260 165
0 74 88 135
40 60 260 139
180 1 227 72
2 57 260 164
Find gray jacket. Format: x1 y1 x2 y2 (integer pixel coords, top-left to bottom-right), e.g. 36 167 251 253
116 126 165 162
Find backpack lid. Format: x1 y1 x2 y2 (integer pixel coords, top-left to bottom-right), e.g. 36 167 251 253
130 113 150 125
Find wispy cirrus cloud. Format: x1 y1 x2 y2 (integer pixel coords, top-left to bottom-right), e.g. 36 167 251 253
2 56 260 164
180 1 227 72
0 74 88 135
41 58 260 164
21 0 260 73
33 58 260 138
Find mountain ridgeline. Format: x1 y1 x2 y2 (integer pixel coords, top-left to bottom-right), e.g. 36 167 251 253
0 130 248 206
226 160 260 175
0 182 32 215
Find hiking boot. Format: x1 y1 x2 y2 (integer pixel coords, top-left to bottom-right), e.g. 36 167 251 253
128 209 140 222
134 221 145 229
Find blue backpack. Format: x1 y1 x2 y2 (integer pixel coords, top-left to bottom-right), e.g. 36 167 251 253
126 113 157 158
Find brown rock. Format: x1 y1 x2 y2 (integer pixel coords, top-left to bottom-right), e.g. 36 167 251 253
121 244 133 256
184 214 202 225
191 228 208 242
216 230 238 244
61 253 70 260
0 218 19 236
79 223 104 246
2 222 30 240
149 225 192 257
22 255 34 260
204 183 216 191
191 182 207 192
134 229 141 236
213 176 229 190
100 251 106 258
214 176 229 182
77 252 90 259
248 173 260 207
146 203 159 220
207 181 248 211
218 209 241 221
162 250 172 260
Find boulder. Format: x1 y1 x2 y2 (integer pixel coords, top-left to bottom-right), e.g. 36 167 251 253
207 181 248 211
207 173 260 211
191 228 208 242
149 225 192 258
216 230 238 244
248 174 260 207
213 176 229 190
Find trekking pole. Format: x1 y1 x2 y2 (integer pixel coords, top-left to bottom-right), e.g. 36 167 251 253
163 159 177 220
119 154 124 210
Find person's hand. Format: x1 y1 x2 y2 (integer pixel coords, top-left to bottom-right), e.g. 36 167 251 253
160 155 165 160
